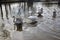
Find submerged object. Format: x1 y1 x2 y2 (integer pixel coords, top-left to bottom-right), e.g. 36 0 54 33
28 16 37 24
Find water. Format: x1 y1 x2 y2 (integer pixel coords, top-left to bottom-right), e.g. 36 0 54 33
0 2 60 40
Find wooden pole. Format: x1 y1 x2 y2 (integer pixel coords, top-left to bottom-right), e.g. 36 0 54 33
0 4 3 19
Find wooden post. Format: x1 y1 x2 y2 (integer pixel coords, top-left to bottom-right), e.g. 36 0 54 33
0 4 3 19
5 4 9 19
